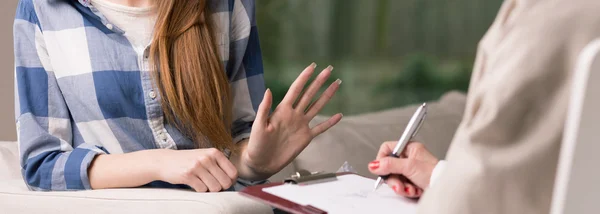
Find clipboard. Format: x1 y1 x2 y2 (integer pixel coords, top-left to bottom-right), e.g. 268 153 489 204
239 170 417 214
240 170 353 214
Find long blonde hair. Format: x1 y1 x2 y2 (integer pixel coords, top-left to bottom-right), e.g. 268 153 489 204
150 0 233 151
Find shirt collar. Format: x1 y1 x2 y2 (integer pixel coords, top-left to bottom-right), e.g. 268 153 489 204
73 0 125 34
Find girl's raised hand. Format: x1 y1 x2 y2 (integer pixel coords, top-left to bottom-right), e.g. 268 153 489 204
243 63 343 178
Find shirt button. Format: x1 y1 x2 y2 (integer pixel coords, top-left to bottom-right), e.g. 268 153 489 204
106 23 114 30
159 133 168 141
148 91 157 99
143 49 150 59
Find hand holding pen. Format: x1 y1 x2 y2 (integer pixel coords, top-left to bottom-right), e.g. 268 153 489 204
368 103 441 198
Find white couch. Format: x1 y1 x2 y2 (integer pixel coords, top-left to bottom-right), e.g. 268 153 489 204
0 92 466 214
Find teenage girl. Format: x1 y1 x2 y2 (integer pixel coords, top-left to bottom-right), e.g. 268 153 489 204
14 0 342 192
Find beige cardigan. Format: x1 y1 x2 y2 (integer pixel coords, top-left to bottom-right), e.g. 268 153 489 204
418 0 600 213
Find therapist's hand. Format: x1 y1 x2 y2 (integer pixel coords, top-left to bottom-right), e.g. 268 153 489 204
368 141 438 198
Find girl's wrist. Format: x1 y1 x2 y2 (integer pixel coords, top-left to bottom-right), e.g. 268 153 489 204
140 149 170 182
230 139 270 181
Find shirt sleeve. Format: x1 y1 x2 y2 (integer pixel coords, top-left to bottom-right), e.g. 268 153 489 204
14 0 106 191
228 0 266 144
429 160 446 188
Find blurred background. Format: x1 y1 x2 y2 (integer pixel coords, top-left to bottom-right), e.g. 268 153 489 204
257 0 503 115
0 0 503 140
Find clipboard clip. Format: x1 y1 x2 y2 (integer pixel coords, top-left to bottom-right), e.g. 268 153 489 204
284 169 337 184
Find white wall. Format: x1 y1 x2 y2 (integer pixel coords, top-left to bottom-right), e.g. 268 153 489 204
0 0 18 141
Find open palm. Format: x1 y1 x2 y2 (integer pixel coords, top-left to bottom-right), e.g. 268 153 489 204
244 64 343 177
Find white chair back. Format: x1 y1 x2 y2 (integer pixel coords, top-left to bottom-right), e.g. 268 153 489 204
551 39 600 214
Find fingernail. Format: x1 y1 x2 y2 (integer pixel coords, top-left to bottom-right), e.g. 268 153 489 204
404 187 409 193
368 160 379 169
327 65 334 71
311 62 317 68
339 113 344 117
335 79 342 85
392 185 398 192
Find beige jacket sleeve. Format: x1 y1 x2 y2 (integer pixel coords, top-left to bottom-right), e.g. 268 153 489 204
417 0 600 213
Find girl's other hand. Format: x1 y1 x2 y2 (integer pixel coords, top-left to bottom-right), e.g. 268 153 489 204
154 148 238 192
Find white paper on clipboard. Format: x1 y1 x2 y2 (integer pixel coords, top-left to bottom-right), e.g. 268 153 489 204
263 174 417 214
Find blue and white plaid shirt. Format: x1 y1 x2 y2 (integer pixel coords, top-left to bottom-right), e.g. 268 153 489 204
14 0 265 191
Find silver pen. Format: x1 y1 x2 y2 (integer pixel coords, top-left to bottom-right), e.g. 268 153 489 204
373 103 428 191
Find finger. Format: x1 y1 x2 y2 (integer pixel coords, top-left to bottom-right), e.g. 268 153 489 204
385 175 408 197
281 63 317 105
403 142 438 164
370 157 411 176
414 187 424 197
305 79 342 118
295 65 333 111
404 183 418 198
201 151 235 189
255 89 273 127
207 166 234 190
376 141 397 160
186 176 208 192
210 149 239 181
401 141 423 158
309 113 343 137
195 166 223 192
214 150 238 181
396 175 421 198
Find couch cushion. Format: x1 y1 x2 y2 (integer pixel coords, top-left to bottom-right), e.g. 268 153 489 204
0 141 20 180
0 142 272 214
289 91 466 179
0 178 272 214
